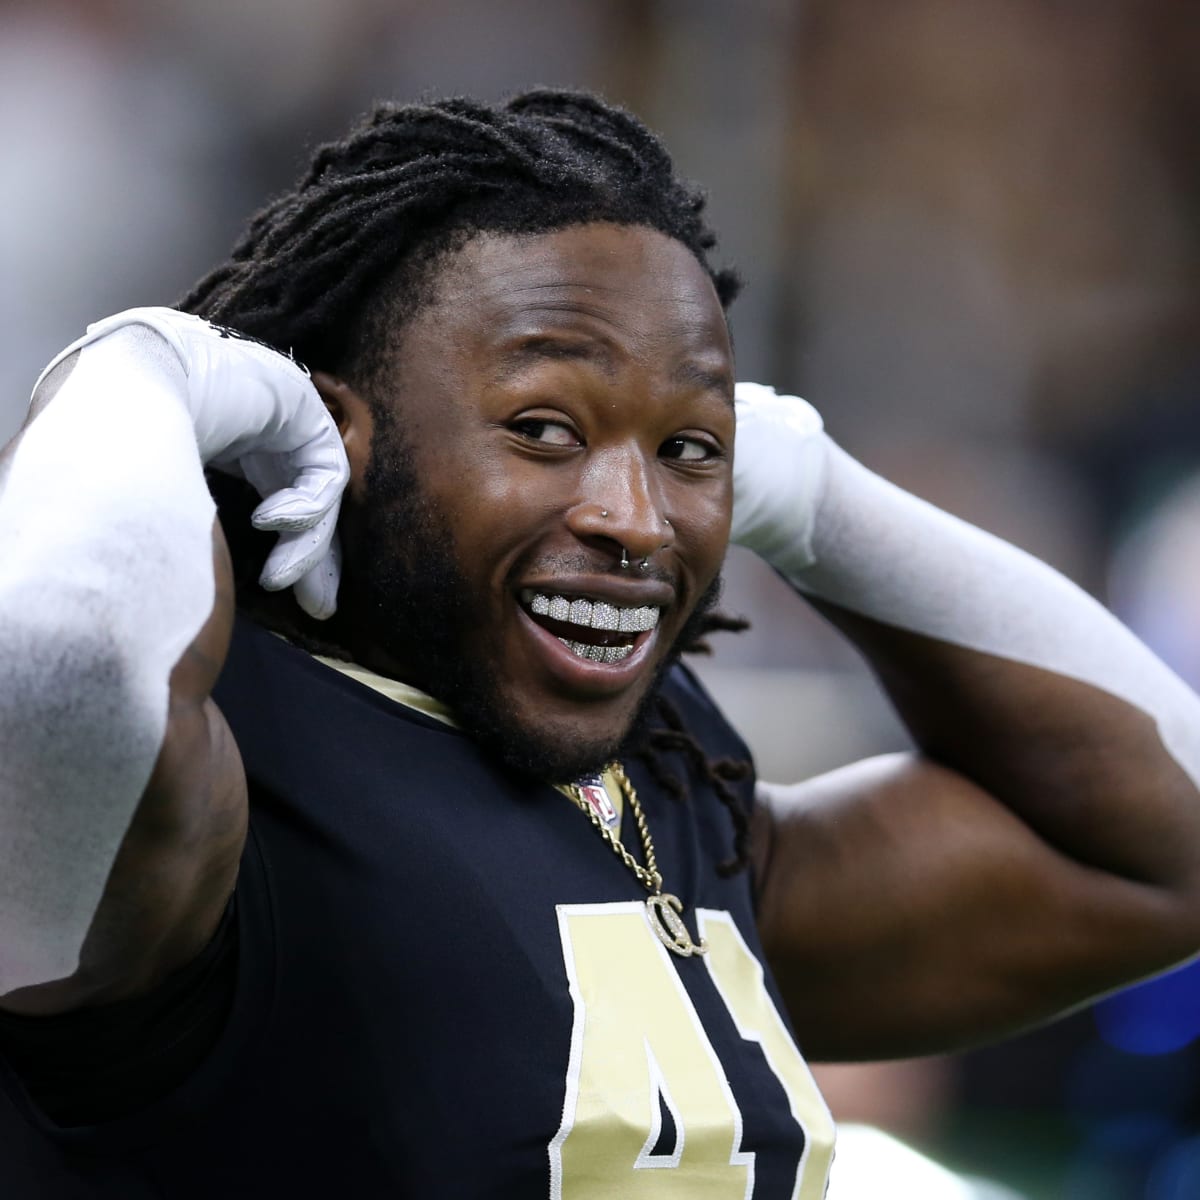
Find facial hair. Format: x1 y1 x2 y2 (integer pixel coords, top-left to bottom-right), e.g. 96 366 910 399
339 412 722 783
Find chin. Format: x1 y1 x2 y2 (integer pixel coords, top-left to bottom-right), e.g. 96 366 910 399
453 613 704 784
458 698 633 784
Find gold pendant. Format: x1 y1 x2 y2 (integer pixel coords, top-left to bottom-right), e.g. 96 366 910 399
645 893 707 957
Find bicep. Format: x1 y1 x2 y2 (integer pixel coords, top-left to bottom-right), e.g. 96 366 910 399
753 755 1200 1062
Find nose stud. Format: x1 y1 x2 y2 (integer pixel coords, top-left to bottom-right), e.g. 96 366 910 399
601 509 609 518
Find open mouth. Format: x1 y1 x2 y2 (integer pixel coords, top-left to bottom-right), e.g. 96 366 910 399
518 588 661 665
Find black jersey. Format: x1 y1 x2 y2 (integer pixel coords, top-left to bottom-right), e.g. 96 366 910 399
0 618 833 1198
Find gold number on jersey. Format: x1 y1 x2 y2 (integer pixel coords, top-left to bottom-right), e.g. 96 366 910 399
698 909 835 1200
549 902 833 1200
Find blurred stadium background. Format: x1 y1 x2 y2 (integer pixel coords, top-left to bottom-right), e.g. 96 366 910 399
3 1 1198 1195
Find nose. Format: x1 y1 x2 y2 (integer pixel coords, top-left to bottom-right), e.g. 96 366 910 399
566 445 674 565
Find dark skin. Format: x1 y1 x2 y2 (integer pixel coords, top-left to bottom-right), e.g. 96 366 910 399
753 608 1200 1059
327 227 735 773
4 223 1200 1069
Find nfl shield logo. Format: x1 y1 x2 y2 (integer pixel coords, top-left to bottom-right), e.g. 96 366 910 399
576 775 619 832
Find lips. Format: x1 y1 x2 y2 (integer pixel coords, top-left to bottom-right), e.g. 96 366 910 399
518 587 662 664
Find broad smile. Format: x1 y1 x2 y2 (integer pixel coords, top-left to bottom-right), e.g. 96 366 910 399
518 588 661 664
513 578 675 695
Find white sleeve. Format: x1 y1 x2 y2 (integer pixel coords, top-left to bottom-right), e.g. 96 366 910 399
732 381 1200 794
0 327 214 992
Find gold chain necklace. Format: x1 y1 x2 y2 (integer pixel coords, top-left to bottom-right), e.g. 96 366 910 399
566 763 707 958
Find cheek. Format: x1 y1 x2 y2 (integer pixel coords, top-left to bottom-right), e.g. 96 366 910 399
671 483 732 568
422 443 557 555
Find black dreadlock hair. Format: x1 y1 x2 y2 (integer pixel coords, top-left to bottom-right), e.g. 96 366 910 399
181 89 754 873
182 90 740 392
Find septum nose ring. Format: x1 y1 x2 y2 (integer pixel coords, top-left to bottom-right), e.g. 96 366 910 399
605 509 660 570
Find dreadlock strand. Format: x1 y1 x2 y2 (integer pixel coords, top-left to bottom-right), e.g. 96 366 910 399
624 693 756 877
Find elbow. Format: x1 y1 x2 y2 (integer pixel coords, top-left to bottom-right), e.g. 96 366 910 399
1154 880 1200 969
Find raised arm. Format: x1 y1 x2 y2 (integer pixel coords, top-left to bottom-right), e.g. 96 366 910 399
0 311 347 1012
732 384 1200 1061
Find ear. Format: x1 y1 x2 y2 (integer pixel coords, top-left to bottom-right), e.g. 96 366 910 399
311 370 373 491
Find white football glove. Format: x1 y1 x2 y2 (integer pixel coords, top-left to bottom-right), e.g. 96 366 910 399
731 382 829 580
34 308 350 618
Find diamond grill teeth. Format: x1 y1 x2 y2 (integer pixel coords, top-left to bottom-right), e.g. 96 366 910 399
591 602 620 631
528 592 659 634
557 638 636 664
619 606 657 634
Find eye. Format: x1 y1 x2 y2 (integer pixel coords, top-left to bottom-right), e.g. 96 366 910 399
660 435 721 462
509 417 581 447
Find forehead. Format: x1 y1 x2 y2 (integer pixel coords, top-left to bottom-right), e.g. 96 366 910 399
399 222 733 378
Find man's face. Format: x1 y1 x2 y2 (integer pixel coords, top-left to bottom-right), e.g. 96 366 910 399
340 222 735 780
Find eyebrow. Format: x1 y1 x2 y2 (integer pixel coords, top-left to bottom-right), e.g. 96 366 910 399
670 359 735 403
492 334 733 404
491 334 616 382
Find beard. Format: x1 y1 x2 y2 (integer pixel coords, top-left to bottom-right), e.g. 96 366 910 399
338 414 721 784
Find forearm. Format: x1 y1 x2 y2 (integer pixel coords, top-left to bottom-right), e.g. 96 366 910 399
730 377 1200 866
827 610 1200 898
0 308 345 996
792 443 1200 883
5 328 215 637
0 331 216 992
